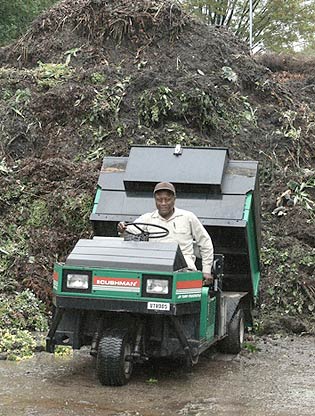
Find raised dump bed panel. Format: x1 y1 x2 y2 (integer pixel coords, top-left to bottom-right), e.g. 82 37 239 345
90 145 261 299
123 146 228 194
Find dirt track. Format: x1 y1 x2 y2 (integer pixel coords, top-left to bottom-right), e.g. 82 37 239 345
1 335 315 416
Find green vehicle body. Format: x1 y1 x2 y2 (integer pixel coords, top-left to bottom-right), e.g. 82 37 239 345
47 145 261 386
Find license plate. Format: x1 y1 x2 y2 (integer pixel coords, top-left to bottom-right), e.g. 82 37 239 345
147 302 170 311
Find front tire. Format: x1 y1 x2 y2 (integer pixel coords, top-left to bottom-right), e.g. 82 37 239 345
96 330 133 386
219 307 245 354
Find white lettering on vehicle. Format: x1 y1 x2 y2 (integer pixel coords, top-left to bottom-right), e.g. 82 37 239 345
95 279 138 287
177 293 201 299
147 302 170 311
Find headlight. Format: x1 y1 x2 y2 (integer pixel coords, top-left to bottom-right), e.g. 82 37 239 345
146 279 169 295
66 274 89 289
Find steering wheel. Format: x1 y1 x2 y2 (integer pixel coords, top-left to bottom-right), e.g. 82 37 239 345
124 222 169 239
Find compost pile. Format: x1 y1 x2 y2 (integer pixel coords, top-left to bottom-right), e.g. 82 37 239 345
0 0 314 334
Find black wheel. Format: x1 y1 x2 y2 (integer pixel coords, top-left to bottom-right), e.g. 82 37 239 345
96 330 133 386
219 307 245 354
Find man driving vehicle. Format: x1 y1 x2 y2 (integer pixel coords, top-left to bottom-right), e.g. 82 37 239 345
117 181 214 285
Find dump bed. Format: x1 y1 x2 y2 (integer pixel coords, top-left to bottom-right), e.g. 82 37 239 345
90 145 261 298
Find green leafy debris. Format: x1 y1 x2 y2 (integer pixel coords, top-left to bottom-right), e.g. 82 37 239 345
0 289 48 332
36 62 74 89
0 329 37 361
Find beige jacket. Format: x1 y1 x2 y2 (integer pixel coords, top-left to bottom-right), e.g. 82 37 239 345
135 208 214 274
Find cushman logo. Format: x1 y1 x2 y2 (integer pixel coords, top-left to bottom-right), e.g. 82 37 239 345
94 277 140 288
97 279 137 287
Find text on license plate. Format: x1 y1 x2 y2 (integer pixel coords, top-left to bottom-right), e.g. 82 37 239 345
147 302 170 311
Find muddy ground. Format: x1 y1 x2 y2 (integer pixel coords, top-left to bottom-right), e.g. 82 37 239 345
1 335 315 416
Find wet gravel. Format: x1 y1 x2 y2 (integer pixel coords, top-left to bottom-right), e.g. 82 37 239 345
1 335 315 416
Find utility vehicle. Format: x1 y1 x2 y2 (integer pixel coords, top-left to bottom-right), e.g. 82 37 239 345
46 145 261 386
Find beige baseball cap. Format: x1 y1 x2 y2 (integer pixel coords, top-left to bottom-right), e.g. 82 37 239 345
153 182 176 196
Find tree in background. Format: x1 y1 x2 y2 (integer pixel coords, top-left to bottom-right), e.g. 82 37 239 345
0 0 58 45
183 0 315 53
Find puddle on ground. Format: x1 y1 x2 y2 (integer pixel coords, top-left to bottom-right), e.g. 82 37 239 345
0 336 315 416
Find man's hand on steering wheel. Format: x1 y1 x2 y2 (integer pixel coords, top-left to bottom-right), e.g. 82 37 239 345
117 221 127 234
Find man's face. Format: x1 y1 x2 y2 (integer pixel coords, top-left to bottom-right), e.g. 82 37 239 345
155 190 175 219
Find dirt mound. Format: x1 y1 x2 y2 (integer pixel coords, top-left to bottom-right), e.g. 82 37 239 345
0 0 314 332
256 53 315 110
256 52 315 75
4 0 189 67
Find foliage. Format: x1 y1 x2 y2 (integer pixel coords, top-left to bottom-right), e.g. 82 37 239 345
0 289 48 331
258 1 315 53
179 89 223 130
64 47 82 65
277 110 301 141
0 223 29 292
288 178 315 212
221 66 238 83
143 122 202 148
241 99 257 125
58 192 93 233
0 329 37 360
164 123 201 147
183 0 315 53
87 78 130 127
139 86 174 126
138 84 256 135
36 62 74 89
0 159 12 175
243 341 260 352
0 0 58 45
54 345 73 357
261 234 315 315
0 289 46 360
273 175 315 217
91 72 107 85
1 87 32 119
27 199 50 228
146 377 159 384
0 173 93 297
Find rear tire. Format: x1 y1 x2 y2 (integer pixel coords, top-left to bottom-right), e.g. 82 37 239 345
96 330 133 386
219 307 245 354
